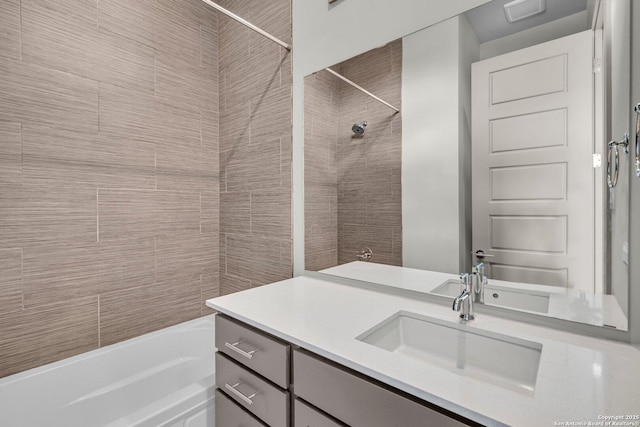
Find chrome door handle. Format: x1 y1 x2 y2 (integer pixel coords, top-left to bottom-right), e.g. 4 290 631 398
474 250 494 259
224 382 258 405
224 341 259 360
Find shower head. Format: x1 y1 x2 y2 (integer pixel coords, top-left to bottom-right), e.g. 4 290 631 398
352 121 367 135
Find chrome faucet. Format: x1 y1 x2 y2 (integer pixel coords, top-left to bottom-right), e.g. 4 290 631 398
473 262 486 304
453 273 474 321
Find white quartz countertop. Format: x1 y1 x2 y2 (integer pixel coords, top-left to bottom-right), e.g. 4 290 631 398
206 275 640 427
321 262 628 330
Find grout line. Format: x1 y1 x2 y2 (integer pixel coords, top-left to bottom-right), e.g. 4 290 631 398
97 295 101 347
199 24 203 69
19 0 22 61
20 247 24 311
96 189 100 242
97 83 101 130
154 237 157 282
19 123 22 175
153 52 157 96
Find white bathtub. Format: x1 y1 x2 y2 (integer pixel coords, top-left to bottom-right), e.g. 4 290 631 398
0 314 216 427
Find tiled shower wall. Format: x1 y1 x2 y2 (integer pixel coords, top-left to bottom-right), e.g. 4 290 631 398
336 40 403 266
304 71 339 271
218 0 293 293
304 40 402 270
0 0 220 378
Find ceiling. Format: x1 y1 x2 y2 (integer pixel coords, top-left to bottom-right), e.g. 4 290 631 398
465 0 588 43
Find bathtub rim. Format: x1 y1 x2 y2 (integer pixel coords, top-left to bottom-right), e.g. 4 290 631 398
0 313 217 387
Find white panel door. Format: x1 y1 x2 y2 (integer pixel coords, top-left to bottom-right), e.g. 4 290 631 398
472 30 594 292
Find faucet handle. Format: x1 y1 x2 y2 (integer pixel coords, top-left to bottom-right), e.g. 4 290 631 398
473 262 485 279
459 273 470 288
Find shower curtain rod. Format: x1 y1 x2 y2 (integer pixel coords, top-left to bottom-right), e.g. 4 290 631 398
200 0 291 51
324 68 400 113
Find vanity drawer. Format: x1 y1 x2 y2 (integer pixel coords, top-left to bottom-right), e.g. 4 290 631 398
293 349 469 427
216 353 289 427
294 399 345 427
216 314 290 388
216 389 267 427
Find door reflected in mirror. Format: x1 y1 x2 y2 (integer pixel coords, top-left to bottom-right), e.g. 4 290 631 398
304 0 630 330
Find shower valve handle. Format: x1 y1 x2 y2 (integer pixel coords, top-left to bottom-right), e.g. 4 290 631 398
356 247 373 261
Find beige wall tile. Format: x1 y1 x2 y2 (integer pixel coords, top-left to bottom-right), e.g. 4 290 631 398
341 224 395 264
155 51 217 105
156 234 217 283
202 107 220 174
24 0 97 26
0 0 21 60
303 72 339 271
305 249 337 272
247 0 291 43
98 0 156 47
251 189 291 239
22 238 156 308
202 270 220 315
226 235 292 286
201 27 219 82
155 140 211 193
220 192 250 235
0 0 222 378
0 297 99 378
98 189 201 241
0 122 22 185
0 249 22 315
219 102 251 150
22 124 156 190
392 226 403 259
220 272 251 296
156 0 217 34
250 85 292 144
223 139 282 192
99 279 200 346
22 1 155 94
99 82 201 146
201 190 220 235
0 58 99 132
153 4 201 66
92 29 156 93
246 33 287 94
0 185 97 247
366 192 402 227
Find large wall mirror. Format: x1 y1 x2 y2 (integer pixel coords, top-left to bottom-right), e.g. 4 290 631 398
303 0 631 330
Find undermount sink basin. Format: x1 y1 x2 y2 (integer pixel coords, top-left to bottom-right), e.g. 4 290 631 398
357 311 542 394
432 280 550 314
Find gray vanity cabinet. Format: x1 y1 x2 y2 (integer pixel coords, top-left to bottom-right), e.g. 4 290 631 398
294 399 344 427
215 315 291 427
293 349 470 427
215 314 476 427
216 389 268 427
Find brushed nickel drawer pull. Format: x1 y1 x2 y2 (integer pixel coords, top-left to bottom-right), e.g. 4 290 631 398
225 382 258 405
225 341 259 359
